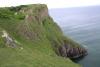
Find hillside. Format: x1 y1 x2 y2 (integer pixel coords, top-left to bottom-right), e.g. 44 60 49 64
0 4 87 67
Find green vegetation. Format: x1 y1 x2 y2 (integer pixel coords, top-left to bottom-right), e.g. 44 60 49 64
0 4 81 67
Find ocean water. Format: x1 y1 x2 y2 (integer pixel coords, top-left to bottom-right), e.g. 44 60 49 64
49 6 100 67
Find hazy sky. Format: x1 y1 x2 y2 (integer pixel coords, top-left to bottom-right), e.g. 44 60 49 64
0 0 100 8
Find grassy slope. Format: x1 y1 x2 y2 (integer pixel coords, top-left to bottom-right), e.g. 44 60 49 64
0 4 81 67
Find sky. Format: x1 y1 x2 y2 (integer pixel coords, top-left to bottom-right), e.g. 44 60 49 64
0 0 100 8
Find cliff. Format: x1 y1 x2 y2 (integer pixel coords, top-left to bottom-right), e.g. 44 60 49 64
0 4 87 67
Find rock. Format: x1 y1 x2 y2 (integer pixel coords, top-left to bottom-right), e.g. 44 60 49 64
58 45 67 57
58 44 87 59
2 30 17 48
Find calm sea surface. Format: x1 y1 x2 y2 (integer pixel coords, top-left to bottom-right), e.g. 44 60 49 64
49 6 100 67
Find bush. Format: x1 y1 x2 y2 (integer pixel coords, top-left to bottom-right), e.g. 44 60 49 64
9 5 27 12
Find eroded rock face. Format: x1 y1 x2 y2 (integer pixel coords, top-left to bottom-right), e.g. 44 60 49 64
58 44 87 59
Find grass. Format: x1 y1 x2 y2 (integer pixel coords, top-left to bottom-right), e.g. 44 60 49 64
0 4 81 67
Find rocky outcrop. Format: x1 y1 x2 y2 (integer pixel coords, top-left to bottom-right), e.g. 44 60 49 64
20 4 48 23
51 38 87 59
16 4 49 40
58 44 87 59
1 30 17 48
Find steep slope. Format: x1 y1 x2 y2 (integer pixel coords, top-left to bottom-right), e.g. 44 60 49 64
0 4 87 67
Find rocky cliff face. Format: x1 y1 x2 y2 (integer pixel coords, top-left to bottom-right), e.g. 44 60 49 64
9 4 88 59
23 4 88 59
58 44 87 59
0 4 87 67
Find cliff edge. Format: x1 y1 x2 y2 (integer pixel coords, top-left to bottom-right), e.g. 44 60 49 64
0 4 87 67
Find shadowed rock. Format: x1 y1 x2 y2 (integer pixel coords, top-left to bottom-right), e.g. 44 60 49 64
58 44 87 59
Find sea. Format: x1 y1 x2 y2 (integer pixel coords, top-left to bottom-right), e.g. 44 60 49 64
49 6 100 67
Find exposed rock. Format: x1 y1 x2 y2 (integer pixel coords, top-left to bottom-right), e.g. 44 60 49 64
58 45 67 57
2 30 17 48
58 44 87 59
